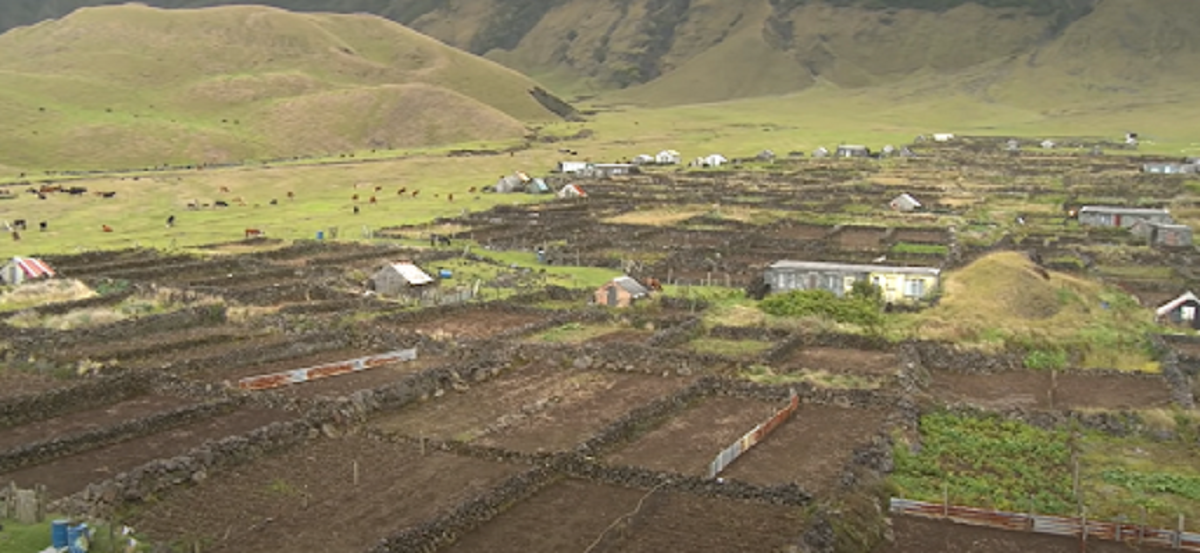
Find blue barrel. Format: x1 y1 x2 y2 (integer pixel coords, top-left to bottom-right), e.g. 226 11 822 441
51 520 70 548
439 269 453 279
67 523 89 553
316 230 325 240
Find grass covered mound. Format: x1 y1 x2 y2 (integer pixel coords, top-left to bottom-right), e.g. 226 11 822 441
906 251 1162 372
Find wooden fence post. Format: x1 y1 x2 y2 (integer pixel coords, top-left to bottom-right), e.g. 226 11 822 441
1178 513 1185 550
942 483 949 517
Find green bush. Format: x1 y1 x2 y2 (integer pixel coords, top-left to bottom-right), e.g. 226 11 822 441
1024 348 1068 370
760 289 882 327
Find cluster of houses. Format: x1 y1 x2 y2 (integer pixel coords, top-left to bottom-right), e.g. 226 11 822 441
1142 158 1200 175
489 172 588 199
1075 205 1193 247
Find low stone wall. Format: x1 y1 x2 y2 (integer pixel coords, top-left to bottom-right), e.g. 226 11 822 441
152 332 348 375
0 400 237 473
644 317 702 348
9 304 228 354
562 458 812 506
1151 334 1197 409
579 379 711 455
909 340 1024 373
0 289 136 321
511 341 728 376
0 373 146 429
708 325 792 342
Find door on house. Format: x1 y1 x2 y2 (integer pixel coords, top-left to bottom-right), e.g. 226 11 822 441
607 284 618 307
1113 214 1122 227
805 273 818 290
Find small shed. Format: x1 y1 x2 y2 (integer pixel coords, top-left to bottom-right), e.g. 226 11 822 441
1156 292 1200 330
880 145 896 157
836 145 871 158
633 154 655 165
1130 220 1193 247
1 257 56 286
889 193 921 212
557 184 587 198
756 150 776 162
655 150 682 165
494 173 530 193
369 261 434 296
1041 140 1056 149
528 178 551 194
932 133 955 143
1005 139 1020 152
1078 206 1173 228
812 147 830 158
594 276 650 308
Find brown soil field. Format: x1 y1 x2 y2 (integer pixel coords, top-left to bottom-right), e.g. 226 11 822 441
875 516 1145 553
124 334 296 370
388 310 547 341
586 329 653 344
274 355 450 399
0 370 67 400
781 347 899 377
130 436 520 553
769 223 831 241
891 229 949 244
929 371 1173 411
0 407 293 498
720 406 887 494
445 478 806 553
188 347 384 383
0 395 191 450
837 228 886 250
605 397 781 476
50 326 247 362
371 364 691 453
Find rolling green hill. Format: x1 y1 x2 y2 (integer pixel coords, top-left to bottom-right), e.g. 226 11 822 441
0 4 560 170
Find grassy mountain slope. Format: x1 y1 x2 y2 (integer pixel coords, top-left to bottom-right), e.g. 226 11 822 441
0 4 557 170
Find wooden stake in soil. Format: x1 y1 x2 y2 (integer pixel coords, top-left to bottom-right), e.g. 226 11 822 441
353 460 359 486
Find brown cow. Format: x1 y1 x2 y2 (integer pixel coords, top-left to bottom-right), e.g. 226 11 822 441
374 186 382 192
102 224 113 233
219 186 230 193
287 191 294 200
369 196 376 204
397 187 407 195
411 190 419 198
468 187 477 193
245 228 263 239
352 194 359 201
448 193 453 202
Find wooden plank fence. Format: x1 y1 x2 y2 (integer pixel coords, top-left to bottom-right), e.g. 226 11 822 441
890 497 1200 551
707 389 799 479
237 348 418 391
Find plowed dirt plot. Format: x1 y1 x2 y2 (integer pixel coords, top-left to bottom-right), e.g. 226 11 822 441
781 348 899 376
51 326 246 363
586 329 652 344
445 478 806 553
605 397 782 476
0 395 190 450
875 517 1142 553
769 224 831 241
130 436 519 553
190 347 387 383
386 310 547 341
837 228 886 249
0 370 65 399
275 355 450 400
124 334 295 370
371 365 691 453
929 371 1173 410
720 406 887 494
0 407 292 498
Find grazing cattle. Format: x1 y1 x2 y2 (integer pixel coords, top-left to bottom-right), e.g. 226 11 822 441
397 187 407 195
214 200 229 208
369 196 376 204
39 221 47 232
448 193 453 202
232 197 243 203
37 194 46 200
245 228 263 239
98 191 116 198
102 224 113 232
40 185 61 194
269 199 278 205
166 215 175 228
12 219 26 230
468 187 477 193
374 186 382 192
411 190 419 198
67 187 87 195
352 194 359 201
187 201 199 210
219 186 230 193
645 277 663 292
353 206 360 215
287 191 294 200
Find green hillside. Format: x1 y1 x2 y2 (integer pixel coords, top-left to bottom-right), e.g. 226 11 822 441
0 4 559 170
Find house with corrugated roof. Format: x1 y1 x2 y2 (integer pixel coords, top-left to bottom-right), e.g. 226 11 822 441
1077 206 1173 228
764 260 940 306
890 193 922 213
1 257 56 286
1156 292 1200 330
594 276 651 308
836 145 871 158
369 261 435 296
1130 220 1193 247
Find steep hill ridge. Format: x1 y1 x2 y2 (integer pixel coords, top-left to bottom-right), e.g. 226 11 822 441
0 4 559 169
4 0 1198 106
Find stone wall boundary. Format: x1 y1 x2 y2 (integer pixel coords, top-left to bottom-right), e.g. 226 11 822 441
0 374 147 429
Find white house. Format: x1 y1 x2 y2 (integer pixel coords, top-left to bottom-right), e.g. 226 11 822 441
633 154 655 165
1041 140 1056 149
703 154 728 167
932 133 955 143
889 193 922 212
655 150 682 165
368 261 434 296
557 161 589 174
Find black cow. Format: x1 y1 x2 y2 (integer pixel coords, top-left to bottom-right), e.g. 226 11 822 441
39 221 47 231
99 191 116 198
269 199 278 205
214 200 229 208
166 215 175 228
429 234 452 247
353 205 360 215
67 187 87 195
12 219 25 230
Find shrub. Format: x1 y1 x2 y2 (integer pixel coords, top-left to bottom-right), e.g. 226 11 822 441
760 289 882 327
1024 348 1068 370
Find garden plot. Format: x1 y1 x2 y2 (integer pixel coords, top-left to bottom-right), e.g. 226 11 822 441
0 395 190 450
526 323 651 345
879 517 1141 553
122 333 300 370
49 325 250 364
380 309 549 342
929 371 1174 411
444 478 805 553
682 337 773 360
834 227 888 250
274 354 451 400
130 436 520 553
605 397 782 476
0 370 68 399
1 407 293 498
719 405 888 494
890 228 950 244
370 363 691 453
780 347 900 377
186 347 387 384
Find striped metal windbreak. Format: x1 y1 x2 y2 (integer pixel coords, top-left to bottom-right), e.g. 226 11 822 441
890 497 1200 551
236 348 418 391
707 389 800 479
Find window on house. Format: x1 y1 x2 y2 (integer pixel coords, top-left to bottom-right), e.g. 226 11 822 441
904 279 925 298
1183 305 1196 321
825 274 839 292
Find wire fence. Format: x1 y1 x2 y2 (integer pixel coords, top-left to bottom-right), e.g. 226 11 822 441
890 497 1200 551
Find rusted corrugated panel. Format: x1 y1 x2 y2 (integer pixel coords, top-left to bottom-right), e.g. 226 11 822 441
707 390 799 479
237 348 417 391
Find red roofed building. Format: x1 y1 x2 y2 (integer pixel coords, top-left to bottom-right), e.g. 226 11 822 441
2 256 56 285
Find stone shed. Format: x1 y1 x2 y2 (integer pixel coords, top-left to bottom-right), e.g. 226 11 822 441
1130 220 1193 247
369 261 434 296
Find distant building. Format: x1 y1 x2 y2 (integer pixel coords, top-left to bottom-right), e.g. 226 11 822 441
889 193 922 213
763 260 941 305
557 161 589 174
932 133 955 143
557 184 587 198
1041 140 1056 149
1 256 55 286
655 150 682 165
584 163 638 178
692 154 728 168
633 154 655 165
756 150 776 162
1077 206 1173 228
369 261 434 296
1130 220 1193 247
813 147 830 158
594 276 650 308
1156 292 1200 330
1143 163 1197 175
836 145 871 158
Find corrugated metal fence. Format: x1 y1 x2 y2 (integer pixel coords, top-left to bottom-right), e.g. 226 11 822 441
237 348 418 391
890 497 1200 551
707 389 800 479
